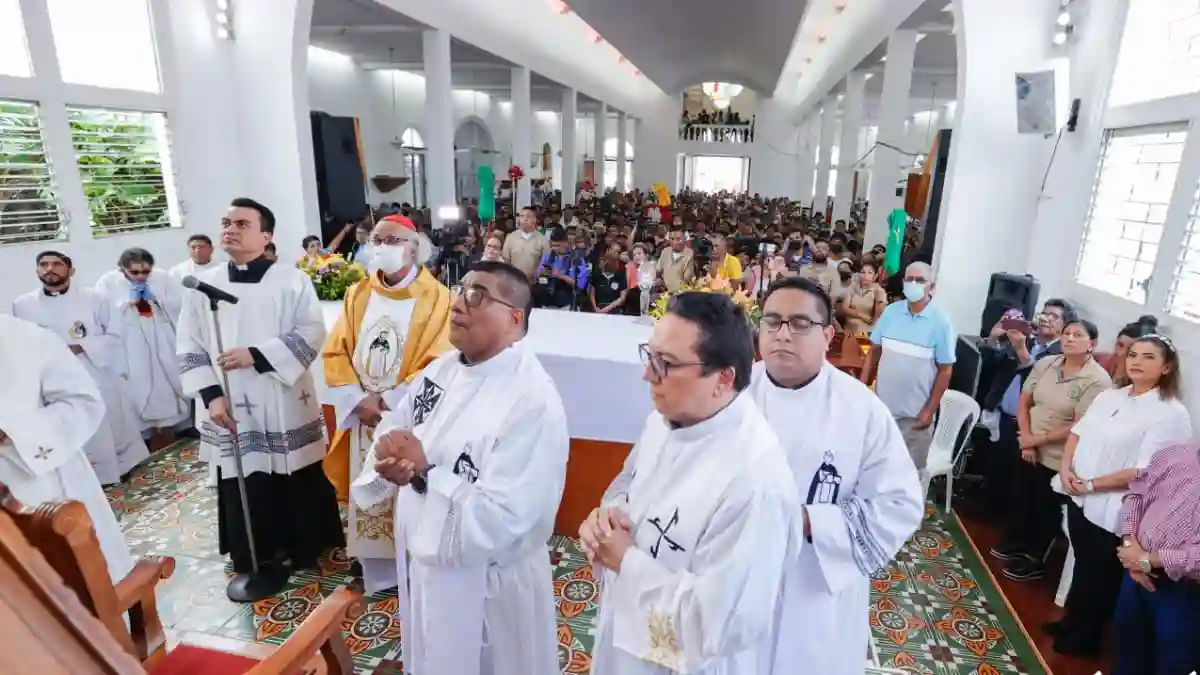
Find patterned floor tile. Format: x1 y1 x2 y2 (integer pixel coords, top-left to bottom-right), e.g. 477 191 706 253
107 444 1044 675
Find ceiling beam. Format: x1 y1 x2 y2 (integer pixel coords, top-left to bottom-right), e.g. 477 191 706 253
311 25 423 36
913 23 955 34
360 61 511 71
864 66 956 76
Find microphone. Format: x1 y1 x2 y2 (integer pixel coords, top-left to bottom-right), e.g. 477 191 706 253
182 275 240 305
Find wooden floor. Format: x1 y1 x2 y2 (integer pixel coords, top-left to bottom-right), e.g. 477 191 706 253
957 507 1111 675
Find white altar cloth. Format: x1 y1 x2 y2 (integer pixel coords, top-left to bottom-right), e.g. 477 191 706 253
313 301 652 444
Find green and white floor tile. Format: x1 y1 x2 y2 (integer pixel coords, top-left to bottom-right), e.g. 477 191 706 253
108 443 1042 675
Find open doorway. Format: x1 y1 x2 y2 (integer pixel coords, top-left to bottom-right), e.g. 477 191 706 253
682 155 750 193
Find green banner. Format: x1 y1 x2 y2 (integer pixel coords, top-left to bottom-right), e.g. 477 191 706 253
477 166 496 220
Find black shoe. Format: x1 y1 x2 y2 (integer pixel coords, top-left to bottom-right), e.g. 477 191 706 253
175 426 201 440
1053 634 1101 656
1002 559 1046 581
989 542 1029 561
1042 620 1066 637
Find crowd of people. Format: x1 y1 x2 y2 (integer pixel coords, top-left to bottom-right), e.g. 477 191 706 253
2 185 1197 674
678 108 756 142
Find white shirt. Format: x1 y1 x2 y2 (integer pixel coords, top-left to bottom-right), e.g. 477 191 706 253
169 259 220 282
1057 385 1193 533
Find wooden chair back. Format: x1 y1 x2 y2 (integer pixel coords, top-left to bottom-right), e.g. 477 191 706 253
0 484 173 664
0 499 145 674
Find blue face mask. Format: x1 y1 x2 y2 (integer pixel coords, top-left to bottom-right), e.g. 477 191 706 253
130 280 153 302
902 281 927 303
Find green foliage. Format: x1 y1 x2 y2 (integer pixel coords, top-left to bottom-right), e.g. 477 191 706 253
68 108 171 235
0 100 62 243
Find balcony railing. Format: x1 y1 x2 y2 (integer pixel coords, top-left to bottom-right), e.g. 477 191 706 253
679 123 756 143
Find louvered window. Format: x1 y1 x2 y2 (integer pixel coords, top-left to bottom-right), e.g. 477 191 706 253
68 107 179 236
0 100 65 244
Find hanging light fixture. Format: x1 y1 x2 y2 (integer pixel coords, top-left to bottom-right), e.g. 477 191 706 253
1052 0 1076 47
214 0 235 40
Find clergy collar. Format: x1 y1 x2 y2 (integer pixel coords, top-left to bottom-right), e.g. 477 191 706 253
227 255 274 283
379 265 419 289
457 340 523 376
765 364 824 390
42 284 70 297
667 394 749 443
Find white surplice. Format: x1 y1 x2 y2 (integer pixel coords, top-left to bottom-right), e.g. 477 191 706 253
0 314 134 584
746 362 924 675
591 394 801 675
94 268 190 430
168 259 220 283
176 263 328 478
12 286 149 484
351 341 568 675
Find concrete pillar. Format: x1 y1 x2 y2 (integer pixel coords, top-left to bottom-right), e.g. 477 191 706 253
626 118 637 188
933 0 1066 331
511 66 532 207
813 94 837 218
795 114 817 204
616 111 628 192
560 88 578 206
423 29 455 228
834 71 866 222
865 30 917 249
594 103 607 191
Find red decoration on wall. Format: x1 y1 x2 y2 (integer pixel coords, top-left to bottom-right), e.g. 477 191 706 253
507 164 525 181
550 0 570 14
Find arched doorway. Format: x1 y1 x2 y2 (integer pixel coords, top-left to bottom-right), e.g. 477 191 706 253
603 138 634 192
400 127 426 209
453 118 495 202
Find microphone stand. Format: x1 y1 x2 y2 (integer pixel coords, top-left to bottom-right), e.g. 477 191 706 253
205 295 289 602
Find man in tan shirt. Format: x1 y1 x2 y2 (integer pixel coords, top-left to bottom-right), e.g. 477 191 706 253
655 225 695 293
501 207 547 280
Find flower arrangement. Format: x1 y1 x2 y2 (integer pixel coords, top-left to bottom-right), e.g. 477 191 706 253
648 275 761 326
298 253 367 301
507 164 525 182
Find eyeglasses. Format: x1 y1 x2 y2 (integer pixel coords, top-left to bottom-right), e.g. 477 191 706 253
370 235 412 247
124 268 151 278
903 276 928 284
760 314 828 334
451 285 518 310
639 343 706 380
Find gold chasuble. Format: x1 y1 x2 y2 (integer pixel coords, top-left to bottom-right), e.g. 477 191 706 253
322 267 452 499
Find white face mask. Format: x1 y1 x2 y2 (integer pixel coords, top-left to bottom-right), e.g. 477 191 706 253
902 281 927 303
373 245 409 275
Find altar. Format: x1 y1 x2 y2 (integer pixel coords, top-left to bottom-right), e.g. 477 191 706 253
314 301 648 533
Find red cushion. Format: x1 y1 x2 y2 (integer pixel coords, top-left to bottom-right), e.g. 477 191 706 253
150 645 259 675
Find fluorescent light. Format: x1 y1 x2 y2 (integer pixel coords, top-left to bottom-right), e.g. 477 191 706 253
916 33 927 42
216 0 229 9
1057 11 1070 26
217 25 231 40
879 55 887 62
865 73 875 80
1052 31 1067 45
438 206 461 220
216 11 228 24
308 45 352 63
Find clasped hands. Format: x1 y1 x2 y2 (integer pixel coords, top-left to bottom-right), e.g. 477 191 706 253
373 429 429 487
1116 538 1157 592
579 507 634 573
354 393 390 428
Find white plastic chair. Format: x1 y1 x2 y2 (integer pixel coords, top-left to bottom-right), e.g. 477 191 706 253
920 389 981 514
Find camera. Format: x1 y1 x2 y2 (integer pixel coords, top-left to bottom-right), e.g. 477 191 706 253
691 235 713 264
433 221 471 249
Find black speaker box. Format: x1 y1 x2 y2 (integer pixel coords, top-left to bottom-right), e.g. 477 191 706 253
310 112 367 245
980 273 1041 337
918 128 952 263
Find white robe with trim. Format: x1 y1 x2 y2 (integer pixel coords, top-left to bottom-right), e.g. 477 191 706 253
12 287 149 484
94 268 190 429
746 362 924 675
0 314 134 584
176 263 328 477
352 342 568 675
591 394 801 675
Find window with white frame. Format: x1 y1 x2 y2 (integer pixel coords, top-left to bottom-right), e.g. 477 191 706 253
1109 0 1200 107
46 0 161 93
0 0 31 78
1075 124 1188 304
68 107 178 236
0 101 64 243
1169 185 1200 322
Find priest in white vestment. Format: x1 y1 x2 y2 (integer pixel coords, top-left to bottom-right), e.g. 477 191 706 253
581 291 800 675
352 261 568 675
12 250 149 485
95 247 191 437
748 276 923 675
177 198 344 593
169 233 221 283
0 314 134 585
322 213 453 592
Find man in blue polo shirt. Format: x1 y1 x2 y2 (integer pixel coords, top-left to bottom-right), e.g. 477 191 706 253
861 261 956 469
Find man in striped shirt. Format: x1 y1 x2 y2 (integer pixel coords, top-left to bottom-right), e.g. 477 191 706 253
1114 441 1200 674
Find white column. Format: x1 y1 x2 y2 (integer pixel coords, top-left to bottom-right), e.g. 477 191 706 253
511 66 532 208
813 95 837 217
834 72 866 222
865 30 918 248
594 103 607 191
423 29 455 228
616 111 628 192
627 118 637 189
560 88 578 207
795 114 817 204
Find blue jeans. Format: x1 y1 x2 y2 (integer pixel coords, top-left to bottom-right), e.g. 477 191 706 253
1113 572 1200 675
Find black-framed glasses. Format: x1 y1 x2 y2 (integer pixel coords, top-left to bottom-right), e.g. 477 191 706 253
370 234 412 247
639 343 706 380
452 284 518 310
760 314 827 334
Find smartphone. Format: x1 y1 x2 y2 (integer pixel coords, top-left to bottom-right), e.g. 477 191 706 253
1001 317 1033 336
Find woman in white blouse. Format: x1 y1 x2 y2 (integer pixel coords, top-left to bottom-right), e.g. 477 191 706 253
1048 334 1192 656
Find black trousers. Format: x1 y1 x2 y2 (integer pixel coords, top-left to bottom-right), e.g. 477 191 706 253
1003 460 1063 559
1062 501 1124 644
978 413 1020 518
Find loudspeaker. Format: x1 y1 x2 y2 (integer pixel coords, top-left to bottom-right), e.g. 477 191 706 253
918 128 952 263
980 273 1040 337
310 112 367 243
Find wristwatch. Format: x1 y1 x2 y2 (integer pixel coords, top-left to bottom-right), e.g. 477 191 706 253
1137 553 1153 574
1085 479 1096 493
411 463 436 495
